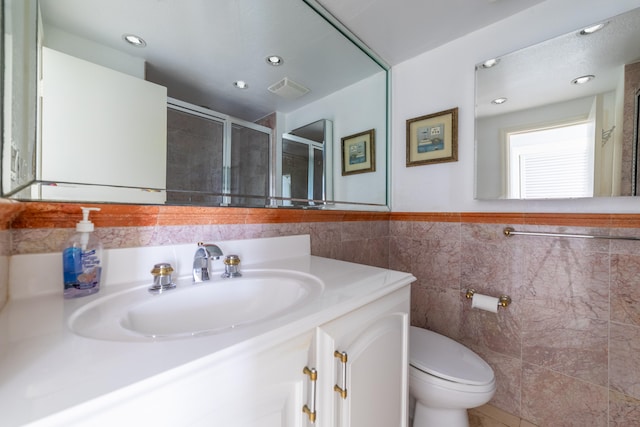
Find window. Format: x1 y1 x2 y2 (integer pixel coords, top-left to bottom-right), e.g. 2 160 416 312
507 122 594 199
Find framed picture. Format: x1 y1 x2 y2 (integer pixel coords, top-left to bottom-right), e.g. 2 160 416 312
406 107 458 167
341 129 376 175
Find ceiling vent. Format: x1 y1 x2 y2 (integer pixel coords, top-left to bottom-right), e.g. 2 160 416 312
268 77 309 99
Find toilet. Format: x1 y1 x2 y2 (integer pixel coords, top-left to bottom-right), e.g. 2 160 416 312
409 326 496 427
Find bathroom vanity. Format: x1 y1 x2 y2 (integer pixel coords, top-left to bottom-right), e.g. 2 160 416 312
0 235 414 426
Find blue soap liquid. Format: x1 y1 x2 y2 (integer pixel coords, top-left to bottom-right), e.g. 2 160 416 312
63 246 101 298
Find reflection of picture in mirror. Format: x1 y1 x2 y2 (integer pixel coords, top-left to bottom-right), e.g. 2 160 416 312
417 124 444 153
342 129 376 175
349 141 367 165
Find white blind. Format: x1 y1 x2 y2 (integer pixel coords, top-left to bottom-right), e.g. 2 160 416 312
520 150 592 198
508 123 594 199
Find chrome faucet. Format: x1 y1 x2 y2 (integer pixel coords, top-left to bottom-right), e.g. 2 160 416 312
193 242 223 282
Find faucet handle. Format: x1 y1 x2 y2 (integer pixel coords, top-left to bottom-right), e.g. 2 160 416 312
222 254 242 278
149 263 176 293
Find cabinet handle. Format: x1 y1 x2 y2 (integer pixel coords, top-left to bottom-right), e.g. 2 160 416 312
302 366 318 423
333 350 348 399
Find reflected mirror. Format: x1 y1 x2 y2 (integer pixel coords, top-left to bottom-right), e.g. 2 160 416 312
1 0 389 209
281 120 333 207
475 6 640 200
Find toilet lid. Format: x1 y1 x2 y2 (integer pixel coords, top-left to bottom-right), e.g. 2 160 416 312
409 326 494 386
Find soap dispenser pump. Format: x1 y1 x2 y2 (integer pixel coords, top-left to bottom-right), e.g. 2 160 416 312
63 207 103 299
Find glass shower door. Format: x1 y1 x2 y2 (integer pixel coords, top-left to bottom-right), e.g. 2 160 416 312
166 107 224 205
167 99 272 206
227 122 271 207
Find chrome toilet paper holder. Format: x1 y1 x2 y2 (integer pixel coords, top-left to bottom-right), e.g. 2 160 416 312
465 289 512 309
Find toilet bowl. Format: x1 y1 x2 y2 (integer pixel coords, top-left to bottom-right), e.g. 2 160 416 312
409 326 496 427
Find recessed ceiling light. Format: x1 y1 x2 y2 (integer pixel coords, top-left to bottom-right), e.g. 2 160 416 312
234 80 249 89
491 97 508 105
122 34 146 47
266 55 284 66
579 22 607 35
571 75 595 85
481 58 500 68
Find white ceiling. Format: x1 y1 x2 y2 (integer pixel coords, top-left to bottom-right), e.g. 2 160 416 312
38 0 578 122
39 0 383 122
477 6 640 117
316 0 546 66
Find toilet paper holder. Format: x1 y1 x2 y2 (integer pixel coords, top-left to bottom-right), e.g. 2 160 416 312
465 289 512 309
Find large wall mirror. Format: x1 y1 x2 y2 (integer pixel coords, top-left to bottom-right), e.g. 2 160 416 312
1 0 389 210
475 6 640 200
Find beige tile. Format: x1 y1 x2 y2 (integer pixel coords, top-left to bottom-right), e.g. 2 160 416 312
461 300 521 358
518 225 609 254
336 238 370 265
389 235 418 273
460 238 523 299
473 404 520 427
341 221 374 241
389 220 413 238
411 237 461 290
611 253 640 326
410 286 461 340
472 350 521 416
412 221 461 241
609 389 640 426
461 222 516 244
366 237 390 269
0 257 7 311
521 363 608 426
521 306 608 386
610 323 640 399
523 246 610 320
468 408 510 427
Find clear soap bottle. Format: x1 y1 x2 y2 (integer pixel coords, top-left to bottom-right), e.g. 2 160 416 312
62 207 103 299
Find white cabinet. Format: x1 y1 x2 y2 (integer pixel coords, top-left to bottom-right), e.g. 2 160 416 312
39 286 409 427
52 331 314 427
39 47 167 203
191 331 313 427
303 286 410 427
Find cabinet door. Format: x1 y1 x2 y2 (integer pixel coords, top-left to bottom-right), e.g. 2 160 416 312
53 332 313 427
318 286 410 427
40 47 167 203
191 331 313 427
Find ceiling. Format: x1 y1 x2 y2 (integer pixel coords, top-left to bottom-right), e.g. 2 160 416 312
39 0 547 122
316 0 546 66
476 6 640 117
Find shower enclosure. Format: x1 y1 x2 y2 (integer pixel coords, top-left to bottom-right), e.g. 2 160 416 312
166 99 271 207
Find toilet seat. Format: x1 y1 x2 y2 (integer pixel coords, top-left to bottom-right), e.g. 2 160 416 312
409 326 494 386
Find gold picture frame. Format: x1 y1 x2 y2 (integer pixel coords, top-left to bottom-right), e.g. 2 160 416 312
341 129 376 176
406 107 458 167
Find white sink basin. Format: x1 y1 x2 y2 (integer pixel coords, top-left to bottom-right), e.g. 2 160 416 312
68 269 324 341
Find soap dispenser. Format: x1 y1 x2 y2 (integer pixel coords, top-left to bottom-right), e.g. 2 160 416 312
63 207 103 299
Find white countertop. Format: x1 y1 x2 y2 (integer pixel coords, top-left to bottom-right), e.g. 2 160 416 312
0 235 414 426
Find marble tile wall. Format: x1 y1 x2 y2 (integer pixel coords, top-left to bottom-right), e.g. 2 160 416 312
9 220 390 269
0 202 24 311
0 230 9 311
394 221 640 426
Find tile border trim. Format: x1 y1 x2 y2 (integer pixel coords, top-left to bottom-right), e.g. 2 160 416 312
4 202 640 229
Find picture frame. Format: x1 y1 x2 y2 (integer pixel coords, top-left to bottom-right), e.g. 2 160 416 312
406 107 458 167
341 129 376 175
